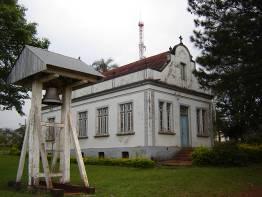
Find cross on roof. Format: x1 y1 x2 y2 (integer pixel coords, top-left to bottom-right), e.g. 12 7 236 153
179 35 183 43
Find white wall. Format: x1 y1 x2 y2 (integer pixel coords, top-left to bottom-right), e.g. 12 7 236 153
152 85 212 148
42 86 146 149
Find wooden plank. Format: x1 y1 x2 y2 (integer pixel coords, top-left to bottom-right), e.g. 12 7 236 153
69 80 88 88
38 173 62 178
28 107 35 185
68 113 89 187
39 74 59 83
44 67 97 82
41 122 64 128
16 109 31 183
60 86 72 184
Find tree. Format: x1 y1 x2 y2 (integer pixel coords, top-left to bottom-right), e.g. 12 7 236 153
0 0 50 115
188 0 262 139
92 58 118 73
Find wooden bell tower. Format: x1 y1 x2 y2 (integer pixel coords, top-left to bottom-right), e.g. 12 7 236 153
7 45 103 193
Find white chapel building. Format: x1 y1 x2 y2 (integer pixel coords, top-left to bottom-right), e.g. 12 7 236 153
42 41 214 161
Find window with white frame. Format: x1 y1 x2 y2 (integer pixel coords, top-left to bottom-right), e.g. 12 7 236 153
196 108 209 136
97 107 108 135
181 62 186 80
119 102 133 133
46 117 55 141
159 101 173 132
78 111 88 137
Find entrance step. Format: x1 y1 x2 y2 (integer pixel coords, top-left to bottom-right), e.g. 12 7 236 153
160 148 194 166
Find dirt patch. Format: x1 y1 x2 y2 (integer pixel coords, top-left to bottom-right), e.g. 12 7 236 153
235 186 262 197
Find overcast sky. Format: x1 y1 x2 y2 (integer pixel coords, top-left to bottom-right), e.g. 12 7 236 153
0 0 200 129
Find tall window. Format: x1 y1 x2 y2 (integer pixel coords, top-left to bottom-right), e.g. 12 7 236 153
181 63 186 80
97 107 108 135
196 108 208 136
119 103 133 133
159 101 173 132
166 103 172 131
159 102 164 131
46 117 55 141
78 111 88 137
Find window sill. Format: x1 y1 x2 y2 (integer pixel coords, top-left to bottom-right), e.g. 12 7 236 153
116 132 135 136
94 134 110 138
78 136 88 139
158 131 176 135
197 134 209 138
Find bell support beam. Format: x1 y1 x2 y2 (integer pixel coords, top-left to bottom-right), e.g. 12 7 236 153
60 86 72 184
39 74 60 83
68 113 89 187
44 68 98 83
28 80 42 186
16 109 32 183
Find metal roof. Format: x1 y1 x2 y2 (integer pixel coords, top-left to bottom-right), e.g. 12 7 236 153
7 45 103 84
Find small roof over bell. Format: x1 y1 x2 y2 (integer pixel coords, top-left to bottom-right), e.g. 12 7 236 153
7 45 103 89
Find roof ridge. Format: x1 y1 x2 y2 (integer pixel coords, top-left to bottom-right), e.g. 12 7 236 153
26 45 87 65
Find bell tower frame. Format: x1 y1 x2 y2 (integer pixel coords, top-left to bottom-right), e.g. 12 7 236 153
7 45 103 194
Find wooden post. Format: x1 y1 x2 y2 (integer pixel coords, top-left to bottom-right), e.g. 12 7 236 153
60 86 72 183
28 80 42 186
68 113 89 187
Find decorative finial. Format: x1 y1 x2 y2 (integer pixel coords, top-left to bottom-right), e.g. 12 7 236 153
78 56 81 60
179 35 183 43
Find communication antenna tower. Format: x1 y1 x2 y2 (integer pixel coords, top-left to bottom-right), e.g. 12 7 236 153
138 20 146 59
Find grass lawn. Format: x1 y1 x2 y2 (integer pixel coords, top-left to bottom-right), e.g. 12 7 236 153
0 155 262 197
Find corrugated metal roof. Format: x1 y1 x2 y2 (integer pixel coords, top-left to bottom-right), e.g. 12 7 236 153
26 45 103 77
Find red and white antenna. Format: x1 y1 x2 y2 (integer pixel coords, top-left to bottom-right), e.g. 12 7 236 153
138 20 146 59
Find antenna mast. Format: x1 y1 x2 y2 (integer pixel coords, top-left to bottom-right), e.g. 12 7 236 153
138 20 146 59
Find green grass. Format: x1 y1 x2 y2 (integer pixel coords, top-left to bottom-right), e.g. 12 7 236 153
0 155 262 196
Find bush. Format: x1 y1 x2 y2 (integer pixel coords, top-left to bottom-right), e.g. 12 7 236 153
192 143 249 166
71 157 155 168
212 142 248 166
192 147 213 166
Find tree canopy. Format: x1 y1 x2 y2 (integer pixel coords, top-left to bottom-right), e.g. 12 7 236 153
0 0 50 115
188 0 262 139
92 58 118 73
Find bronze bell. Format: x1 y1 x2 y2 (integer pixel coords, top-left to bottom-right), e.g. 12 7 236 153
42 87 62 106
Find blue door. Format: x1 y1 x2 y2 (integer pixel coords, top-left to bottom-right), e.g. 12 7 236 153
180 106 189 147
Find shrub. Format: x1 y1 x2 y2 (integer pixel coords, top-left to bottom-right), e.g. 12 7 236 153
192 146 213 166
212 142 248 166
192 143 249 166
71 157 155 168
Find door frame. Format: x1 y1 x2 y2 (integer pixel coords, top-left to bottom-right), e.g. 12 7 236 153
179 104 192 147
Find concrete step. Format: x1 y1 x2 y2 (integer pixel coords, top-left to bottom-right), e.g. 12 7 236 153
174 157 192 161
